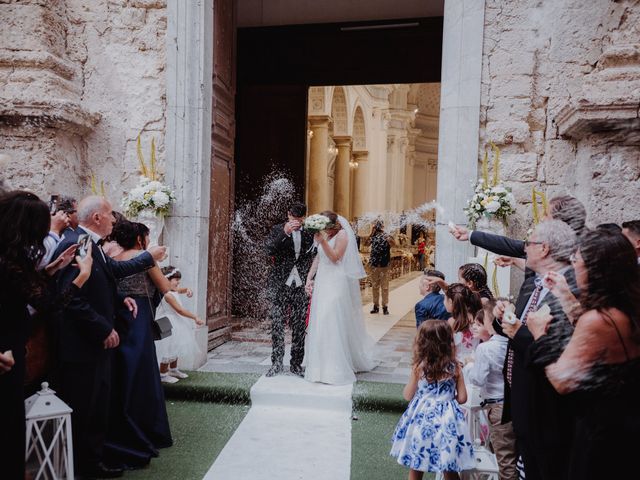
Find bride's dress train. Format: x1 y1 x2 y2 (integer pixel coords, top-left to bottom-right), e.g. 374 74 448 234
304 220 376 385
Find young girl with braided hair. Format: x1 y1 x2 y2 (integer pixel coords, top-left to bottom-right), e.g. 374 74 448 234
444 283 483 363
458 263 495 303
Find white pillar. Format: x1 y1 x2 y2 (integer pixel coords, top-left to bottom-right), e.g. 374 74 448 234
164 0 213 325
436 0 485 281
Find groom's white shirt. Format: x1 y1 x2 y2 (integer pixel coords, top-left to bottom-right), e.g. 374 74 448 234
285 229 303 287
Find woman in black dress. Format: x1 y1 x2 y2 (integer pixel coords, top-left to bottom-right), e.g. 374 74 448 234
105 221 173 468
529 230 640 479
0 191 93 479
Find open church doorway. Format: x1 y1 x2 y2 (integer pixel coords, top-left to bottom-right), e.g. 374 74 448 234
231 11 445 322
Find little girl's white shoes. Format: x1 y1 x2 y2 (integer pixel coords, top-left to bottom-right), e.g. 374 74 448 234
160 373 179 384
168 368 189 379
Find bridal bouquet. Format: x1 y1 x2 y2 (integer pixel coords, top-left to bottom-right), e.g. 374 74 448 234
304 214 332 233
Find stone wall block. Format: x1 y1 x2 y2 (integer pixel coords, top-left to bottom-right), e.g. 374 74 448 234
485 120 530 144
486 98 532 122
489 74 533 98
500 152 538 182
0 5 65 55
543 139 576 185
489 49 536 76
129 0 166 8
509 181 537 204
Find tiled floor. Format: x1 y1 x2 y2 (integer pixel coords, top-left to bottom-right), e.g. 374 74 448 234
199 272 421 384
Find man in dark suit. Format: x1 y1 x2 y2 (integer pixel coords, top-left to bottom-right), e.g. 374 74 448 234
54 196 166 478
493 219 579 480
265 202 315 377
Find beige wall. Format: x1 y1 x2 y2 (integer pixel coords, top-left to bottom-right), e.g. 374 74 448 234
479 0 640 235
0 0 167 201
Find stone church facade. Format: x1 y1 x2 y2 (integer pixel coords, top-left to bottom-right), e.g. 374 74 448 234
1 1 638 345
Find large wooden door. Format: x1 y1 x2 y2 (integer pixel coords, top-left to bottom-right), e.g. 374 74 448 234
207 0 236 348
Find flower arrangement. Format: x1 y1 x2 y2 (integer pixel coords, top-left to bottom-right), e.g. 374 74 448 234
464 143 516 228
121 136 176 217
303 214 332 233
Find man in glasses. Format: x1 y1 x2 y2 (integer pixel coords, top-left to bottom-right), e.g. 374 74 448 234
492 220 579 480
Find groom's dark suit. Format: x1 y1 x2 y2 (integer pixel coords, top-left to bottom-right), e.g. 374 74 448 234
266 223 315 369
53 227 155 473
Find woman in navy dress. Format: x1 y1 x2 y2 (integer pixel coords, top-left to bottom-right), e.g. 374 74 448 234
105 221 173 468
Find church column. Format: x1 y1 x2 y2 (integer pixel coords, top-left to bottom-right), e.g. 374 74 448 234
351 151 369 218
332 136 352 218
436 0 485 282
164 0 213 329
307 115 331 214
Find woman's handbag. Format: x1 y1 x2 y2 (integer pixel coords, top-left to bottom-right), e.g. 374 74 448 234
152 315 173 341
143 276 173 341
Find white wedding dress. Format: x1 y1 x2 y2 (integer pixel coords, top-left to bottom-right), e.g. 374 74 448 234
304 217 376 385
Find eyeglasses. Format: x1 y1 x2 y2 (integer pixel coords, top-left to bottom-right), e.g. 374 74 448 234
524 240 544 247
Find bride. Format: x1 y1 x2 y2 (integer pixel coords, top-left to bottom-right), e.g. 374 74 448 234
304 210 376 385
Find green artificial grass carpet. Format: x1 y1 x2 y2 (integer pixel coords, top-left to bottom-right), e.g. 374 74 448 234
162 371 261 403
351 381 436 480
125 400 250 480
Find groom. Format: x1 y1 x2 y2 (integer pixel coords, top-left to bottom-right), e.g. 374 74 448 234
265 202 315 377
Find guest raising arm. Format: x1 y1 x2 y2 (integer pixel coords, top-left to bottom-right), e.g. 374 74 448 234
528 229 640 480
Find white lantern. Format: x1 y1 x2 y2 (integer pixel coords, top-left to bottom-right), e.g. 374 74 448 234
24 382 74 480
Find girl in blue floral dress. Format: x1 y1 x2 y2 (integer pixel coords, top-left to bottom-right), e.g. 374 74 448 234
390 320 475 479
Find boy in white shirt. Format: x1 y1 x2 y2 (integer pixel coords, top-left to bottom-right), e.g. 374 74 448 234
466 303 519 480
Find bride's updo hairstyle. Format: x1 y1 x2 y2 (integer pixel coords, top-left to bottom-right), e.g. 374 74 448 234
319 210 342 232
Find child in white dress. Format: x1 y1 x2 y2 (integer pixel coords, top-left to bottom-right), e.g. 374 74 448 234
155 266 205 383
391 320 474 479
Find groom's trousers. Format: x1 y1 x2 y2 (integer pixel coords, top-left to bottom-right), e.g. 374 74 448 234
269 284 308 368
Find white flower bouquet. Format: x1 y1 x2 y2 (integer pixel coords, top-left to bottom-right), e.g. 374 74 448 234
122 176 176 217
464 183 516 228
464 143 516 228
121 136 176 217
303 214 332 233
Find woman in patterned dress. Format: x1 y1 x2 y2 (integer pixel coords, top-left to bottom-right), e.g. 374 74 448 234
391 320 475 480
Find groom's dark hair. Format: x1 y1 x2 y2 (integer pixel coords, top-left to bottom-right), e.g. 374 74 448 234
288 202 307 217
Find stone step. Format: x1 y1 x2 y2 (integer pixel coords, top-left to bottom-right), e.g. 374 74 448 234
207 326 232 350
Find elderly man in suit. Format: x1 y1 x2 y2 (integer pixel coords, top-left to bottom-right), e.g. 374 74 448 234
54 196 166 478
493 220 579 480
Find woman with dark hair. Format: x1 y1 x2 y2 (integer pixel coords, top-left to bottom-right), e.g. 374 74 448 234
529 230 640 479
106 220 173 468
102 211 128 258
459 263 495 303
0 191 93 479
304 210 376 384
444 283 482 363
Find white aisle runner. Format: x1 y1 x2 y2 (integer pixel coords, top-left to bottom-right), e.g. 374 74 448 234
363 275 422 341
202 375 353 480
